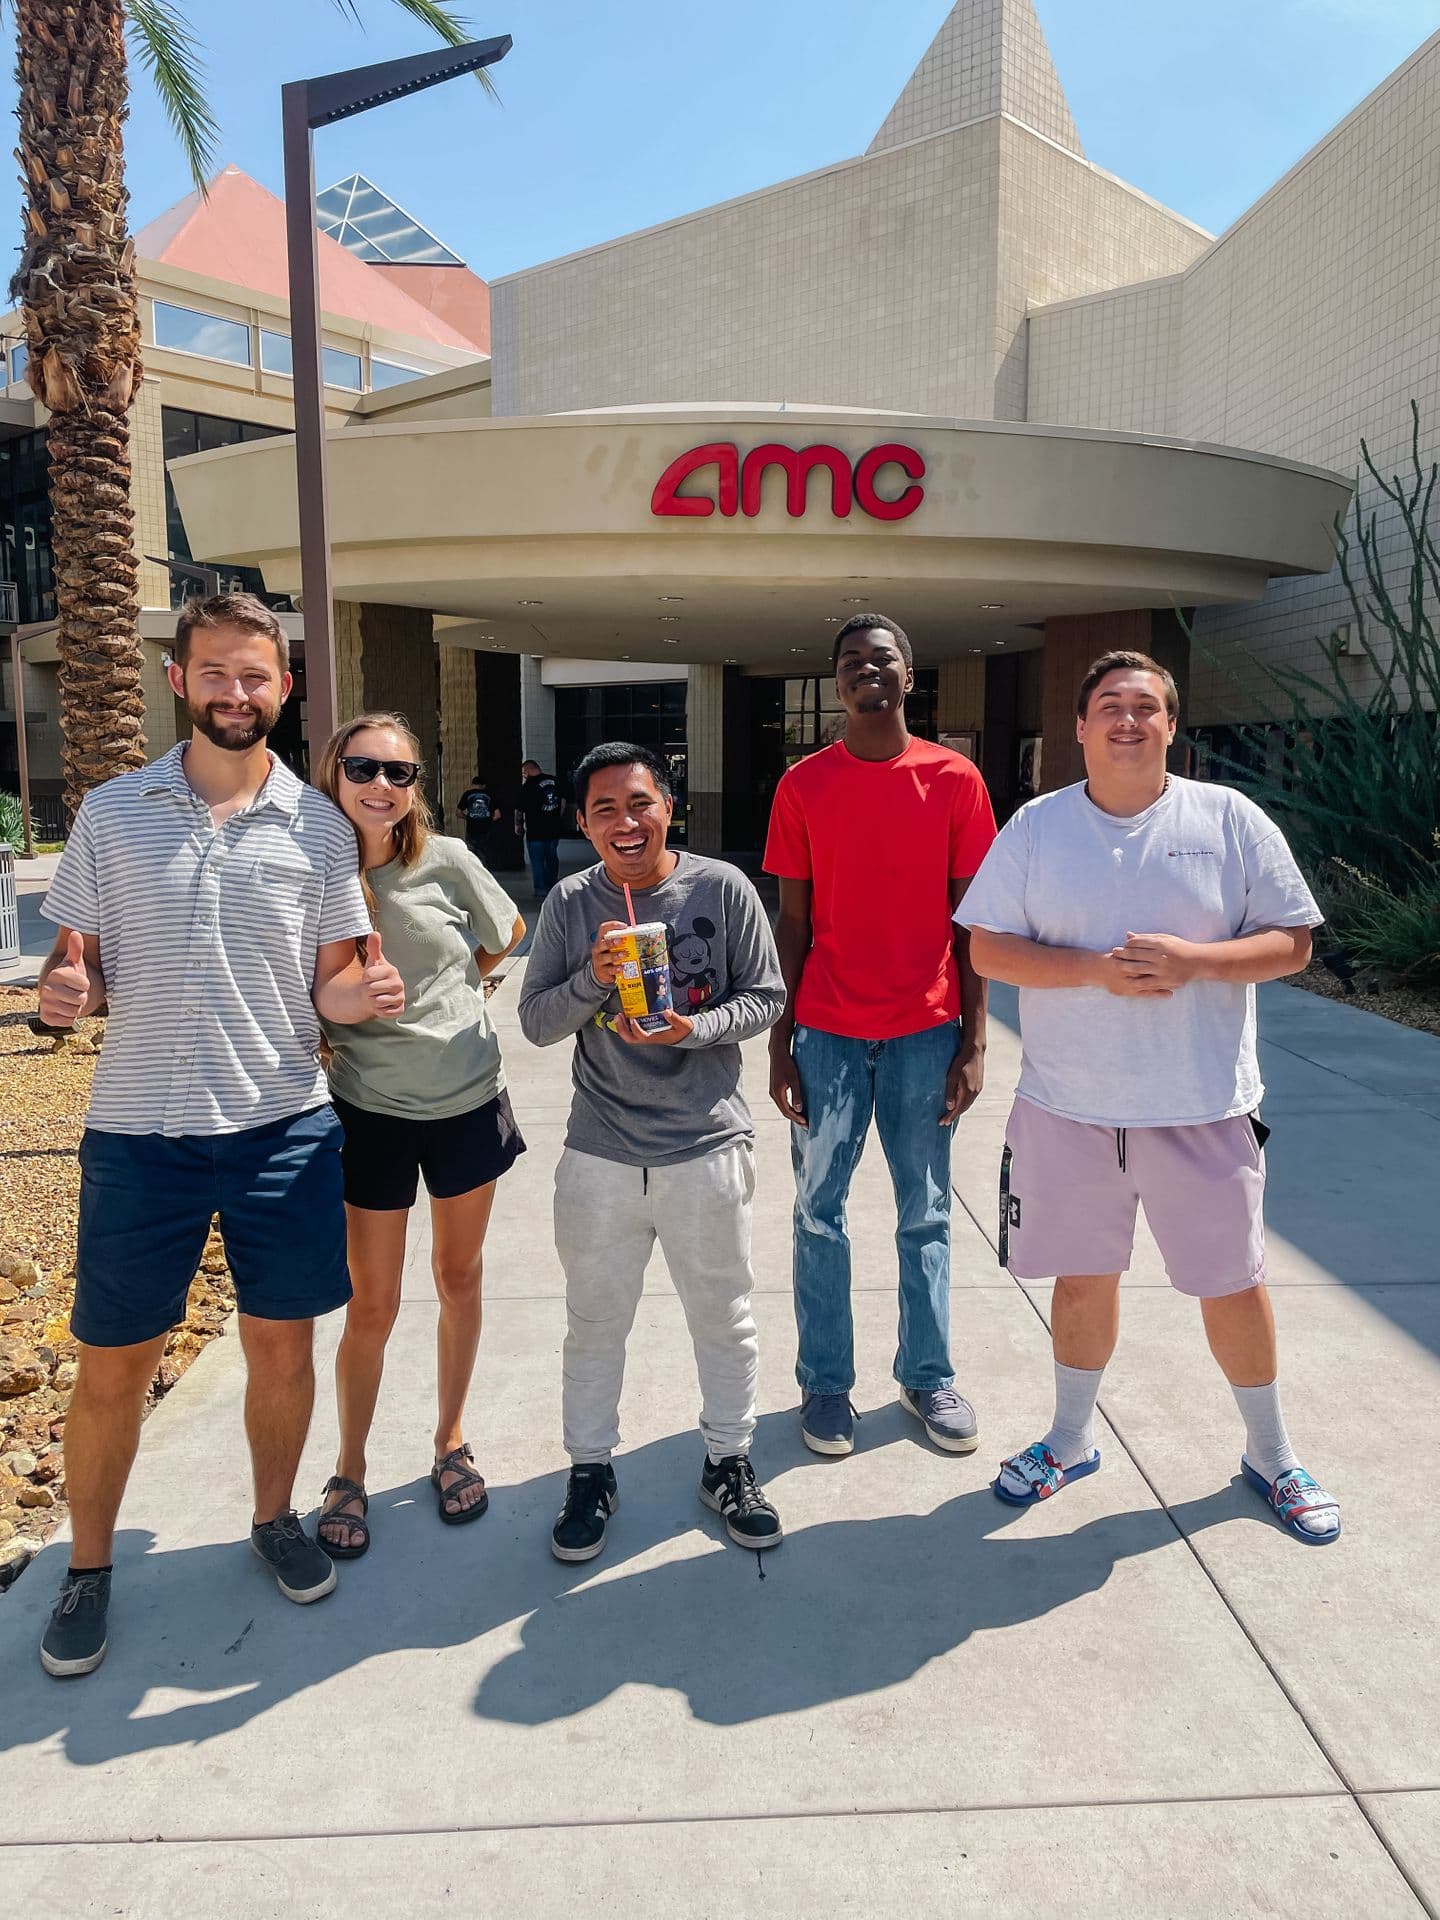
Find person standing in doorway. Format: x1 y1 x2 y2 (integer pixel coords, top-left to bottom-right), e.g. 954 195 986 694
959 650 1339 1543
518 742 786 1562
516 758 565 900
765 614 997 1460
313 714 527 1556
456 772 498 864
33 593 404 1679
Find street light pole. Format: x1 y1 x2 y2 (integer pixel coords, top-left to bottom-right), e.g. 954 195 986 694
8 635 33 858
281 34 512 758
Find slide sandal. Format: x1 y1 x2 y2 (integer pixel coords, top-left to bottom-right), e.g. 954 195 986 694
993 1441 1101 1506
1240 1457 1341 1544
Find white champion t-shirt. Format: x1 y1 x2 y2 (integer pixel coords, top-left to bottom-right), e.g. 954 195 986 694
955 777 1322 1127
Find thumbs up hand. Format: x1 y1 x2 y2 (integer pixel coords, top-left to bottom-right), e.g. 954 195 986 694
39 929 92 1029
359 930 405 1020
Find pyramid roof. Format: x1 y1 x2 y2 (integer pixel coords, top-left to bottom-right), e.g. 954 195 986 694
316 173 464 267
869 0 1083 156
133 164 479 353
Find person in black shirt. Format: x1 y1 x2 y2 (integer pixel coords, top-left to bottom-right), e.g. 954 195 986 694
456 774 497 861
516 758 565 899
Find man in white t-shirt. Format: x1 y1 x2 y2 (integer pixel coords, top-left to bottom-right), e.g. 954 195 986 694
957 649 1340 1544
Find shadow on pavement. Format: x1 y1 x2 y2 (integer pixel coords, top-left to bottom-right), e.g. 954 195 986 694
0 1410 1272 1765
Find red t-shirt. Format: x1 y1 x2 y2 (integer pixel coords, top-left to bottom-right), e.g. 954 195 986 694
764 739 997 1041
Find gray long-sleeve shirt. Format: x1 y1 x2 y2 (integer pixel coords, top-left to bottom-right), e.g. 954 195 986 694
517 851 784 1167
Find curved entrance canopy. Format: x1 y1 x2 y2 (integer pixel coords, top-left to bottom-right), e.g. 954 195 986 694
169 404 1351 669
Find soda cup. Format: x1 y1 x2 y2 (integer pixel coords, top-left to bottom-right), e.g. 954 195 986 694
607 922 673 1033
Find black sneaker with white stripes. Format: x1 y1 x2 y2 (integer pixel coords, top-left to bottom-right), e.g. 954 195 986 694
552 1462 619 1562
699 1454 783 1549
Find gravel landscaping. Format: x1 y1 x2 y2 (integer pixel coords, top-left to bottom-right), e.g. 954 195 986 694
1292 956 1440 1038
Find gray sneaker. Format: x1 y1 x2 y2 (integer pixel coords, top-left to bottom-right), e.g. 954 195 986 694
800 1391 857 1457
901 1385 979 1454
40 1568 111 1678
251 1510 338 1604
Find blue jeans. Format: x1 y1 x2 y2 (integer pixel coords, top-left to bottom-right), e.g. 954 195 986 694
528 838 560 898
790 1022 958 1395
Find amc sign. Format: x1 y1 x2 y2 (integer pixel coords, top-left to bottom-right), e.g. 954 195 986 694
651 440 926 523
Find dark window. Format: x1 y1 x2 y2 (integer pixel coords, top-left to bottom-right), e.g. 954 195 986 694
552 679 690 843
781 667 938 763
0 429 55 623
162 407 289 611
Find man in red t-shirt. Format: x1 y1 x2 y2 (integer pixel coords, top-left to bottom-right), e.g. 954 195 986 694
764 614 997 1458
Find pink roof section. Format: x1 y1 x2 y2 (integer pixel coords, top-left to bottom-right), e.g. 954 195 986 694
133 164 479 354
368 262 490 353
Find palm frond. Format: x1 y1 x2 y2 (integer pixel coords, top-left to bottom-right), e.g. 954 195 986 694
127 0 220 190
327 0 501 97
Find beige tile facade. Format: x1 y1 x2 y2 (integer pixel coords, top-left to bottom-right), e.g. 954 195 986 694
868 0 1082 158
438 644 478 827
1027 276 1183 436
994 128 1204 419
1027 31 1440 722
130 377 172 614
493 118 1204 426
1179 35 1440 719
685 662 724 851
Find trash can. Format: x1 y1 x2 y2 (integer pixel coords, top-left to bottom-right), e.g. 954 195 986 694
0 843 18 964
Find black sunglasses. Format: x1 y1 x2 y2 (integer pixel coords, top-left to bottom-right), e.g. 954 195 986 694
340 755 421 788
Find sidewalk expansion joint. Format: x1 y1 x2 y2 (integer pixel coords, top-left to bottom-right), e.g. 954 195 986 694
0 1785 1382 1853
961 1172 1440 1920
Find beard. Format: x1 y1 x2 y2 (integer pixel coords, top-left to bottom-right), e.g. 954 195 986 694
187 696 281 752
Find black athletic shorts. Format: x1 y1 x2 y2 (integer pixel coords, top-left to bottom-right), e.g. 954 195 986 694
332 1089 526 1210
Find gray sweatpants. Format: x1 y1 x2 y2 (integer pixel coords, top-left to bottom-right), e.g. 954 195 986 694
554 1142 760 1464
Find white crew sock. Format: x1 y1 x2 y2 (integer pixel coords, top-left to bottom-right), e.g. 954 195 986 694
1231 1379 1300 1484
1040 1361 1105 1470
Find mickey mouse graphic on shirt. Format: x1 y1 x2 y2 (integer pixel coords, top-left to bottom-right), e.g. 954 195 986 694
587 914 718 1031
669 915 717 1011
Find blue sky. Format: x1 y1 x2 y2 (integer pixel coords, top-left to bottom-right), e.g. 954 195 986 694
6 0 1437 277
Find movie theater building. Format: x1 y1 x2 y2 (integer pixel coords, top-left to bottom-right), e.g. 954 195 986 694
47 0 1440 845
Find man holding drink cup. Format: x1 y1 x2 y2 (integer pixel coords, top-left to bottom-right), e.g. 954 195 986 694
518 742 788 1562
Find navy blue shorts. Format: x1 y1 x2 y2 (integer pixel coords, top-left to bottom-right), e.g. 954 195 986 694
332 1089 526 1211
73 1104 351 1347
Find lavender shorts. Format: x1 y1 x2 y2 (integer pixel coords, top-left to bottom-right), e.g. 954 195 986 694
999 1097 1268 1298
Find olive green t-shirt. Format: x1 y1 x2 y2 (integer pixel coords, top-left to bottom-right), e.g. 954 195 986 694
323 835 520 1121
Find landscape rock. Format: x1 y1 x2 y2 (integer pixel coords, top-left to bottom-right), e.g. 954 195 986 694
17 1483 55 1509
0 1450 38 1477
0 1346 46 1398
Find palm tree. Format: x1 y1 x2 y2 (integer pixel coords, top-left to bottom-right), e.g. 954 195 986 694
12 0 483 818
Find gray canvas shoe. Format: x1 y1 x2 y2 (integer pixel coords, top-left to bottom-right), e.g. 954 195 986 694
901 1385 980 1453
40 1568 111 1678
251 1510 338 1603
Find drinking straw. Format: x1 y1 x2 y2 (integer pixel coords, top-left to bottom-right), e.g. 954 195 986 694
623 883 637 925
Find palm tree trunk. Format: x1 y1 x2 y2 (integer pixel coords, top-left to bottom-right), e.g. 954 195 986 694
15 0 146 818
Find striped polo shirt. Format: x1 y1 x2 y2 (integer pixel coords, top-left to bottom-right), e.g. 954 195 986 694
42 744 371 1137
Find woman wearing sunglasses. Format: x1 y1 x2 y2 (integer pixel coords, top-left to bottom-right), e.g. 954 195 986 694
313 712 526 1556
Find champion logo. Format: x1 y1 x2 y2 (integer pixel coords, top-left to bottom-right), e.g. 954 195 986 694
1168 848 1219 858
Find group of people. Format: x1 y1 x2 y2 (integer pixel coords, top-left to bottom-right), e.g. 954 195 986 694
32 589 1339 1682
457 758 566 900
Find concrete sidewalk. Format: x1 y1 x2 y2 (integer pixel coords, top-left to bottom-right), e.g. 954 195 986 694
2 968 1438 1917
1 850 62 987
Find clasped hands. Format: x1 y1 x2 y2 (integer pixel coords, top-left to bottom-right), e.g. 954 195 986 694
1094 932 1201 998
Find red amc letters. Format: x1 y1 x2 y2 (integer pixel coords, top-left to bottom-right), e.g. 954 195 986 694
651 441 926 522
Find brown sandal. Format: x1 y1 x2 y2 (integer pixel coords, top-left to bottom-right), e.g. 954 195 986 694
317 1475 370 1559
431 1443 489 1526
